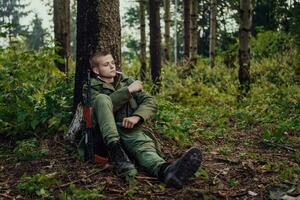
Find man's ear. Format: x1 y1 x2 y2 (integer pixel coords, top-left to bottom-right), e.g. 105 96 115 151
92 67 99 75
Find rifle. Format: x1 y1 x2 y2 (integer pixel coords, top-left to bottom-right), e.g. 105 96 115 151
83 69 94 162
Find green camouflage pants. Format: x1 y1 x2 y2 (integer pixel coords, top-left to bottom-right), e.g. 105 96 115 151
92 94 166 176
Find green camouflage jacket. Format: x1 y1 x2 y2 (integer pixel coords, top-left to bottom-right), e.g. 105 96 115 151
84 74 157 124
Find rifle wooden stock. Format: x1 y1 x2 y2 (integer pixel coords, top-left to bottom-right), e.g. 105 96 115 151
84 69 94 162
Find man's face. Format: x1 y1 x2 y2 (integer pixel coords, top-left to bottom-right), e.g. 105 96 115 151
93 54 116 78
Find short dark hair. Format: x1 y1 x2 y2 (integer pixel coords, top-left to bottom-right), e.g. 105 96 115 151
89 50 112 68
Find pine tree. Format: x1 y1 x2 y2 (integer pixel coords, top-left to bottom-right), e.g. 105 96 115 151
183 0 192 59
164 0 171 62
54 0 71 73
238 0 252 94
139 0 147 81
149 0 161 93
209 0 217 68
0 0 29 40
73 0 121 111
27 14 46 50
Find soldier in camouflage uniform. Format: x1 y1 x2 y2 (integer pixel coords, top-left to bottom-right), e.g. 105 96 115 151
85 51 202 188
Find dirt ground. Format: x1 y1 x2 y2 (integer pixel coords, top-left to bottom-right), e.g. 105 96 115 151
0 128 299 200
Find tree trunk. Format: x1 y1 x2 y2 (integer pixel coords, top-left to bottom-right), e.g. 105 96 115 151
238 0 252 93
190 0 198 66
183 0 192 59
209 0 217 68
164 0 171 62
149 0 161 93
73 0 121 112
54 0 71 73
139 0 147 81
174 0 178 65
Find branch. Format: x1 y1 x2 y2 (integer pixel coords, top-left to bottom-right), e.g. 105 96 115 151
54 165 109 189
262 140 297 152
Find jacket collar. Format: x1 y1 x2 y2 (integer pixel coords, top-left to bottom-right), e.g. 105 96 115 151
91 73 124 91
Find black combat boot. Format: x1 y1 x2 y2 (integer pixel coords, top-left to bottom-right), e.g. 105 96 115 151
158 147 202 188
107 140 137 177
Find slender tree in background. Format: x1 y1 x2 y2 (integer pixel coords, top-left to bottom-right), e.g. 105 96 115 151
252 0 289 35
139 0 146 81
174 0 178 64
73 0 121 111
149 0 161 93
70 0 77 58
190 0 198 66
198 0 210 56
0 0 29 42
122 5 140 60
238 0 252 93
27 14 46 50
54 0 71 73
209 0 217 68
164 0 171 62
290 1 300 79
183 0 191 59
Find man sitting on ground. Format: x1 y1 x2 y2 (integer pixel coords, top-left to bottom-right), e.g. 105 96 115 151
85 51 202 188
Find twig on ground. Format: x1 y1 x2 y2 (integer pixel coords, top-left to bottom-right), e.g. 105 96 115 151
230 190 248 198
54 165 109 189
136 176 157 180
213 157 240 165
262 141 297 152
0 192 25 200
107 188 124 193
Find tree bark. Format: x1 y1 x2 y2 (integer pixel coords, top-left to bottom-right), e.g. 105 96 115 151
73 0 121 111
164 0 171 62
139 0 147 81
174 0 178 64
183 0 192 59
191 0 198 66
238 0 252 93
149 0 161 93
209 0 217 68
54 0 71 73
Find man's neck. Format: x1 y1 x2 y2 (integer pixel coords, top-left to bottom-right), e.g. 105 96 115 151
99 76 114 84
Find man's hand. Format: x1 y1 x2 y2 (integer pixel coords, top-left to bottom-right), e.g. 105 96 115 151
122 116 141 128
128 81 143 93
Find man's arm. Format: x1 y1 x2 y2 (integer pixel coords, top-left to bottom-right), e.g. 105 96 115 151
108 87 132 112
131 91 158 122
109 79 147 112
88 83 131 112
121 91 157 128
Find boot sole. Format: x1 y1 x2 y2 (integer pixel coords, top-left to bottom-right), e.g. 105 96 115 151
165 147 202 188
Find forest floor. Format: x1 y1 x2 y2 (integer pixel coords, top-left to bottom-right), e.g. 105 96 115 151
0 125 299 200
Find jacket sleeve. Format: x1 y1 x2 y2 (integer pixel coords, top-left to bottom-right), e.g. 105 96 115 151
131 91 158 122
109 87 132 112
89 84 131 112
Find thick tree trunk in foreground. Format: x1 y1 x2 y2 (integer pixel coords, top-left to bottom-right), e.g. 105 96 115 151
73 0 121 111
54 0 70 73
209 0 217 68
164 0 171 62
149 0 161 93
239 0 252 93
140 0 147 81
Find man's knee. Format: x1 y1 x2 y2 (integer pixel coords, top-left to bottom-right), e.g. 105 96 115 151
94 94 112 108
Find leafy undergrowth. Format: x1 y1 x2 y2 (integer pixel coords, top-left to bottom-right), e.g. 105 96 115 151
1 33 300 199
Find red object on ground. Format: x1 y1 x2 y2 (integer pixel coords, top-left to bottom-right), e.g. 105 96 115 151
94 154 109 165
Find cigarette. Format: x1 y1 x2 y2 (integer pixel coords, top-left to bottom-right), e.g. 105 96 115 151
116 71 123 74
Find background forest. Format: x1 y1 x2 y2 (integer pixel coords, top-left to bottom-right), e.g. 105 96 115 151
0 0 299 199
